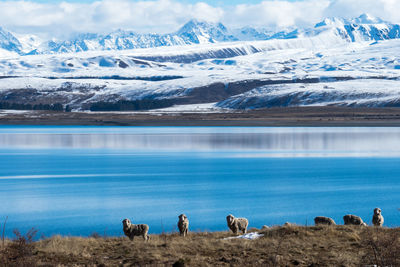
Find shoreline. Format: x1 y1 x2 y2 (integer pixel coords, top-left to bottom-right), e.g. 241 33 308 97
1 107 400 126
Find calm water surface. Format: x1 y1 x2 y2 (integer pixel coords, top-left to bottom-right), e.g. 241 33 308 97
0 126 399 237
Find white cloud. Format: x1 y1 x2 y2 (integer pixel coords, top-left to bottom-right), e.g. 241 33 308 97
227 0 330 29
0 0 224 38
0 0 399 39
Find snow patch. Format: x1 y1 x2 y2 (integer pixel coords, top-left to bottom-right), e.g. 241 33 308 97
224 232 264 240
150 102 221 113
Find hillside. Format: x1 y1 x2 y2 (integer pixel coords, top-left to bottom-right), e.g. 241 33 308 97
1 225 399 266
0 14 400 111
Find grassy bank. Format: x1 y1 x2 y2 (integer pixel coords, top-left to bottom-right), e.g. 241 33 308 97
1 225 399 266
3 107 400 126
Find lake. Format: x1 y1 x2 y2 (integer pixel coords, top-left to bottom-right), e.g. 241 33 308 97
0 126 399 238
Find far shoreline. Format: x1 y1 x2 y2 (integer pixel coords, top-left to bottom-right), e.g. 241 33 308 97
2 106 400 126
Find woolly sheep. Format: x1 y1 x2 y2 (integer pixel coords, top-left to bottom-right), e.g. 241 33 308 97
177 214 189 237
372 208 384 227
343 214 367 226
226 214 248 235
314 216 336 226
122 218 150 241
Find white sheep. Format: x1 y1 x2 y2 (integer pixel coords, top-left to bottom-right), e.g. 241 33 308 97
226 214 248 235
314 216 336 226
343 214 367 226
122 218 150 241
177 214 189 237
372 208 384 227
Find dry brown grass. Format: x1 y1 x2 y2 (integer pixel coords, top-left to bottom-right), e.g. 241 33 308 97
1 226 400 266
0 228 38 267
361 227 400 266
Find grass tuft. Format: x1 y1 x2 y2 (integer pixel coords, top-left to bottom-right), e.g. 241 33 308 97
0 228 38 267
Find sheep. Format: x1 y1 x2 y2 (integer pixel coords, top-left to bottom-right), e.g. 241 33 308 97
343 214 367 226
314 216 336 226
372 208 384 227
283 222 295 227
261 225 270 230
122 218 150 241
177 214 189 237
226 214 248 235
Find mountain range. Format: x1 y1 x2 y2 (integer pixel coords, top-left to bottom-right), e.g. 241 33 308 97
1 13 400 56
1 13 400 111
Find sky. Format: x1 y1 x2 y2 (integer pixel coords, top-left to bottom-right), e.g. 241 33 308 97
1 0 400 39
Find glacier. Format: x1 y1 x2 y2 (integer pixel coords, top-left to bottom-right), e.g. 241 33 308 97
0 14 399 111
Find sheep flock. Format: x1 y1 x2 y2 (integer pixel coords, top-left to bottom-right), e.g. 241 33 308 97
123 208 385 241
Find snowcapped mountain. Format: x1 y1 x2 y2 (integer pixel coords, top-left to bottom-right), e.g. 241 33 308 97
176 20 237 43
0 27 21 54
232 27 274 41
13 33 43 54
0 14 400 111
28 20 239 54
312 14 400 42
2 14 400 55
269 14 400 42
0 35 400 110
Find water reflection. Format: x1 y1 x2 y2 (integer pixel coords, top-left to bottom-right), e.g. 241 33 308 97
0 127 399 156
0 126 400 237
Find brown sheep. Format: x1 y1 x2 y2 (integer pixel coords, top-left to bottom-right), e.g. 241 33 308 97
314 216 336 226
122 218 150 241
226 214 248 235
177 214 189 237
372 208 384 227
343 214 367 226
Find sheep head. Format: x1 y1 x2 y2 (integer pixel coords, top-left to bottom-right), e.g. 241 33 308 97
226 214 235 225
374 208 381 215
179 214 187 221
122 218 132 228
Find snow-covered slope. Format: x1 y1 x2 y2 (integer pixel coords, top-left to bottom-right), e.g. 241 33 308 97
0 27 21 54
13 33 42 54
0 14 399 111
217 80 400 109
0 36 399 110
232 27 274 41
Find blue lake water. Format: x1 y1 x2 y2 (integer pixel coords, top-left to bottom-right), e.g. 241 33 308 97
0 126 399 238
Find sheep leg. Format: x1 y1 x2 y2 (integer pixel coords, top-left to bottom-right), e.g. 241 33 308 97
143 232 150 241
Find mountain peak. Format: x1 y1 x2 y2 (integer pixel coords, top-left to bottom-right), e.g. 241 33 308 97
178 19 227 34
0 26 22 53
2 14 400 56
352 13 384 24
175 19 237 44
315 14 386 28
314 17 347 28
